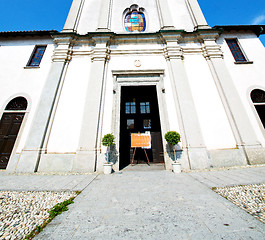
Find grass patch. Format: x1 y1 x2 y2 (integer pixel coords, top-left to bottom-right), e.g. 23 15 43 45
25 192 80 240
48 198 74 219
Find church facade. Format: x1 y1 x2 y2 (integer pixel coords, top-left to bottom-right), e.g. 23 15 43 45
1 0 265 173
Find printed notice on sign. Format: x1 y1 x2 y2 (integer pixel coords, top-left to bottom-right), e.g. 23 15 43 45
131 132 151 149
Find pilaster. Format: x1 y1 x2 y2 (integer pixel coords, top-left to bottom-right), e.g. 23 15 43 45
156 0 175 30
97 0 112 31
16 36 74 173
162 32 211 170
62 0 85 32
185 0 210 30
74 35 111 172
202 33 265 165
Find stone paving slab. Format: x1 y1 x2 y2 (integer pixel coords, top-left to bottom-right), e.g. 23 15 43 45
0 172 97 191
34 170 265 240
188 166 265 188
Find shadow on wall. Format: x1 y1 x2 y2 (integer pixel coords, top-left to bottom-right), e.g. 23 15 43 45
104 144 118 164
166 143 182 162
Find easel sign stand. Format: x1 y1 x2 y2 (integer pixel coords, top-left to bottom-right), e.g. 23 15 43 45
130 132 151 166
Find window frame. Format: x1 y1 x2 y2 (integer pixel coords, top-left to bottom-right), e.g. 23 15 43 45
26 45 47 67
225 38 250 63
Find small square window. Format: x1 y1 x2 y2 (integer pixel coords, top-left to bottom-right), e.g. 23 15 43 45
125 102 136 114
27 45 47 67
143 119 151 129
226 39 247 62
140 102 150 114
127 119 135 129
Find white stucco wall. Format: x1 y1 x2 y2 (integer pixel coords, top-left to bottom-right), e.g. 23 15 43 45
217 32 265 146
183 53 236 149
77 0 101 34
167 0 194 31
0 37 54 152
46 55 92 153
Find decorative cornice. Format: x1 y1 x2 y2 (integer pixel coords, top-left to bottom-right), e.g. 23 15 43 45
50 29 224 60
112 69 164 76
110 48 164 56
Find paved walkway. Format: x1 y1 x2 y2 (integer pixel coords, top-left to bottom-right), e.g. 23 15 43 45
0 166 265 239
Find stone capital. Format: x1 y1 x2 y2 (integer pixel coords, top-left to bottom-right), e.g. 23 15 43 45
202 40 223 60
160 32 184 60
52 36 76 62
90 35 111 62
91 46 111 62
163 46 184 60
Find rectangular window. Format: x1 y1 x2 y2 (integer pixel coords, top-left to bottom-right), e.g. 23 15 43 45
226 39 247 62
27 45 47 67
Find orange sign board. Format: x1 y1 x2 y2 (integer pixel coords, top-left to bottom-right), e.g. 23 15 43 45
131 133 151 148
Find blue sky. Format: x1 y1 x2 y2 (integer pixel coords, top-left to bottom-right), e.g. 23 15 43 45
0 0 264 45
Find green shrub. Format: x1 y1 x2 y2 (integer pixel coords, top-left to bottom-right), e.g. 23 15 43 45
165 131 180 145
102 133 115 147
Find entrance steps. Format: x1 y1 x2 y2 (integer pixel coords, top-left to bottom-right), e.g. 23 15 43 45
122 163 165 171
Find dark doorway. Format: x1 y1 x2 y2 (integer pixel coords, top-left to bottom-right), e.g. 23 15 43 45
0 97 27 169
119 86 164 170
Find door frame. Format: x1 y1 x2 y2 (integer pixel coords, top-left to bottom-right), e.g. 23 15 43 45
112 69 170 171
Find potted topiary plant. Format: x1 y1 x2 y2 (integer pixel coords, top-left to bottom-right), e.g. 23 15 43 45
102 133 115 174
164 131 181 173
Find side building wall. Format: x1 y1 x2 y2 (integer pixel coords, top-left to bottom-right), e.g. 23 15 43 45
217 31 265 147
0 36 55 171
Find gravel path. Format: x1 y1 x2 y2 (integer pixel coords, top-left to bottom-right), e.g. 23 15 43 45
0 191 77 240
214 184 265 224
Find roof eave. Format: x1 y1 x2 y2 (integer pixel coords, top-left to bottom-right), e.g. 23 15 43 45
213 25 265 37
